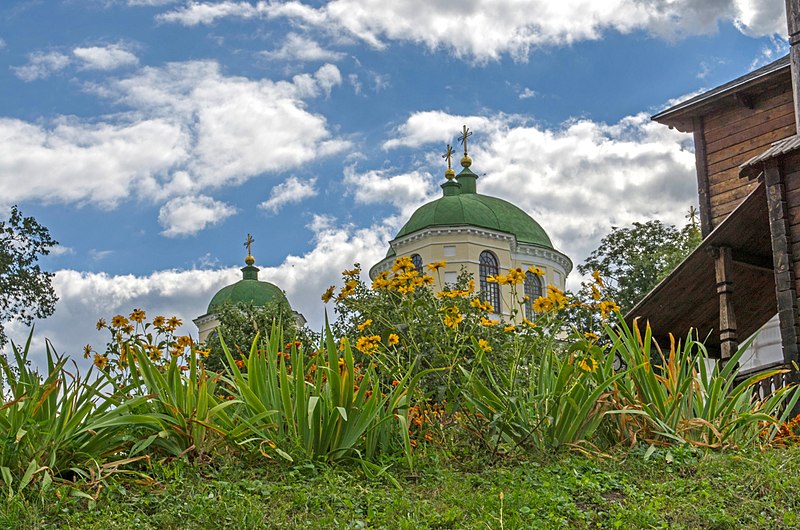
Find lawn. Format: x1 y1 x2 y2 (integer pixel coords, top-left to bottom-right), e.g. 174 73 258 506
4 445 800 530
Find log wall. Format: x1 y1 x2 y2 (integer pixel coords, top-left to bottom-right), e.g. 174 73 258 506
699 78 795 229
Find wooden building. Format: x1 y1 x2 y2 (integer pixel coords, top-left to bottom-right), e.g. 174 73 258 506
627 3 800 389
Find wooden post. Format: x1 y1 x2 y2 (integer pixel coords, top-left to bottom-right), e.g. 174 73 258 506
786 0 800 132
764 160 800 364
692 116 713 237
713 246 738 361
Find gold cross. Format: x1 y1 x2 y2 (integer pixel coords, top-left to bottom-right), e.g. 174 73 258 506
458 125 472 156
244 233 255 256
686 206 697 228
442 144 454 169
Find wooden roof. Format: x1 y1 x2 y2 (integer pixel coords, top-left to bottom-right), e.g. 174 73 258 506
740 134 800 179
652 55 790 133
625 182 775 354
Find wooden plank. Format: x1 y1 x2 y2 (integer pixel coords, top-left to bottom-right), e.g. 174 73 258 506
705 110 795 153
694 117 712 237
708 174 753 196
704 95 794 139
703 84 793 132
707 125 798 167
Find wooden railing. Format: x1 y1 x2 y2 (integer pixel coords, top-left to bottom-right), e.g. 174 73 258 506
733 361 796 401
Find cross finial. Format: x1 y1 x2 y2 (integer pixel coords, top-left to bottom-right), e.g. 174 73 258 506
458 125 472 157
442 144 456 180
244 233 255 265
443 144 454 169
686 206 698 229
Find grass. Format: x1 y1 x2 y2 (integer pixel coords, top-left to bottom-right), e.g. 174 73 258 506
4 444 800 529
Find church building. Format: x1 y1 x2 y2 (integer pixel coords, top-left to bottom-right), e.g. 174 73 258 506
369 127 572 319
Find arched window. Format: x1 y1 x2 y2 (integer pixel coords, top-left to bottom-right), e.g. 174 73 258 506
479 251 500 313
410 254 423 275
524 271 543 320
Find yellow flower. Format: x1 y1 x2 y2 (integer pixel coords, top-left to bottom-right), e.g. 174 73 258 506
577 357 599 373
392 256 415 272
591 270 605 288
532 296 551 312
152 315 166 328
467 279 475 293
387 333 399 346
443 313 464 329
166 316 183 331
427 260 446 271
93 353 108 370
197 348 210 358
129 308 146 323
508 268 526 284
83 344 92 358
176 335 194 348
591 284 602 301
598 300 620 320
355 335 381 355
96 318 106 330
321 285 336 303
357 319 373 331
111 315 128 328
528 266 545 276
343 267 361 277
122 324 135 335
480 317 499 327
523 318 536 328
584 331 599 341
339 337 347 351
478 339 492 352
503 325 516 333
470 298 484 309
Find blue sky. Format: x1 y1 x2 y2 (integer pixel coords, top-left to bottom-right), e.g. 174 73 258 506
0 0 791 366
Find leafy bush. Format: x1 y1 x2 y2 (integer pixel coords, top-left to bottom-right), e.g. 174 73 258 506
605 316 800 448
220 320 424 465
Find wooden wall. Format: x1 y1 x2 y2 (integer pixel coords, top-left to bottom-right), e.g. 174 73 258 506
698 77 795 230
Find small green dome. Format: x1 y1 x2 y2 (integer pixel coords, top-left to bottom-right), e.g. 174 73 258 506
207 265 290 314
391 167 553 250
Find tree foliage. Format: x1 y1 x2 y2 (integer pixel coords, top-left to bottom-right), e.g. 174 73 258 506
577 219 701 313
202 300 318 373
0 206 58 346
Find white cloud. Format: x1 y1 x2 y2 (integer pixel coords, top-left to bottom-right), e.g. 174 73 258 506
519 88 537 99
158 195 237 237
50 245 75 256
128 0 179 5
0 61 348 210
258 176 318 214
156 0 787 62
0 116 187 207
156 0 267 25
12 51 71 81
0 38 6 50
380 110 697 281
73 44 139 71
261 33 345 62
343 166 436 218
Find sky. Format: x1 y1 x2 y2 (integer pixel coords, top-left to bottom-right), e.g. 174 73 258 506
0 0 792 368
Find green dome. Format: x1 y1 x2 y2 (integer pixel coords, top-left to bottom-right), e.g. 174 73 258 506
391 167 553 251
207 265 290 314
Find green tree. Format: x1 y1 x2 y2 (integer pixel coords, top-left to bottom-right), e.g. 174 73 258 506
577 218 701 313
201 300 318 373
0 206 58 346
